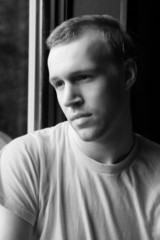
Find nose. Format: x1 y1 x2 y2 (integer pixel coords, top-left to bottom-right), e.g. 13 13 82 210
62 83 83 107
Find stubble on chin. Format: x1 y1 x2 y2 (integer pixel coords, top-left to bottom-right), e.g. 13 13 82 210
70 121 105 142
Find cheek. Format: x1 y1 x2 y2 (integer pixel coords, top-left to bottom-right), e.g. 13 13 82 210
86 83 109 106
88 82 123 114
56 94 66 113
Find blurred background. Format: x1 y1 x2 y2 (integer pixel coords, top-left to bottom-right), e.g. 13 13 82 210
0 0 28 142
0 0 160 146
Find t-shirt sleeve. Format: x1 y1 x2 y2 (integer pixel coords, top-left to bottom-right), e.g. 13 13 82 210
0 137 39 225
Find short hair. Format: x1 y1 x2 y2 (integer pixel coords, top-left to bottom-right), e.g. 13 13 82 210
46 14 135 63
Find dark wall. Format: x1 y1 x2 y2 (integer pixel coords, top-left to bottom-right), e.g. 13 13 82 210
127 1 160 143
73 0 120 17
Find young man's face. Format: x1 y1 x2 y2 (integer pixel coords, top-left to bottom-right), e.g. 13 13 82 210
48 31 127 142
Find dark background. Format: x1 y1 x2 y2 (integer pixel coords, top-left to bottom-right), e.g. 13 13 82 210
0 0 28 139
127 0 160 143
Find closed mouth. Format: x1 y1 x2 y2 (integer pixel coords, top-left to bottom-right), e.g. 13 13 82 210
70 113 91 121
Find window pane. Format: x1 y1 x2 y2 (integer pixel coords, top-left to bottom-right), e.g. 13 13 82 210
0 0 28 140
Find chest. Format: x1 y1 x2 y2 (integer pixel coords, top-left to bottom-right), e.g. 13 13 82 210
37 166 160 240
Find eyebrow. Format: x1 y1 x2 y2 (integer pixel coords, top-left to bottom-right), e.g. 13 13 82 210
49 68 100 83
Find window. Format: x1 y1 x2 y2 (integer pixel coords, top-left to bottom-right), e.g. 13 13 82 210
0 0 29 139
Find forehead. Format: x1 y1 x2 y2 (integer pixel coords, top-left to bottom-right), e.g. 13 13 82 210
47 31 109 75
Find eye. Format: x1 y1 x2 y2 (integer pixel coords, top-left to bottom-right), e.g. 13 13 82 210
75 75 90 82
54 80 64 89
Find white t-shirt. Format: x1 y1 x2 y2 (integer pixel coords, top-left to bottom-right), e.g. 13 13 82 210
0 121 160 240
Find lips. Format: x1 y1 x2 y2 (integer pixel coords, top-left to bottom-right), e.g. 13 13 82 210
70 113 92 121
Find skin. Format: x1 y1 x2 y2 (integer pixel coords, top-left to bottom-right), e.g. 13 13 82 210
48 30 136 164
0 205 33 240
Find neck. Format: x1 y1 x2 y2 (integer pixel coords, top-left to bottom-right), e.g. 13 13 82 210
69 108 134 165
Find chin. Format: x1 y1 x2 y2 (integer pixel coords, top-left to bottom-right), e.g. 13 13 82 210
75 128 103 142
71 120 107 142
78 134 94 142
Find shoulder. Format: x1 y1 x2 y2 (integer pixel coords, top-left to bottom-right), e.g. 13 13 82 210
1 121 68 153
136 133 160 155
134 133 160 169
28 121 68 147
0 121 69 169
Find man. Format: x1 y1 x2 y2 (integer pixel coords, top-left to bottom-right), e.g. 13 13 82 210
0 14 160 240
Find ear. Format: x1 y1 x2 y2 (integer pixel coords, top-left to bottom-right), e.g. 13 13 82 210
123 59 137 90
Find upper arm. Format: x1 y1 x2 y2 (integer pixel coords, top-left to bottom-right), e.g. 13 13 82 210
0 139 39 226
0 205 33 240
